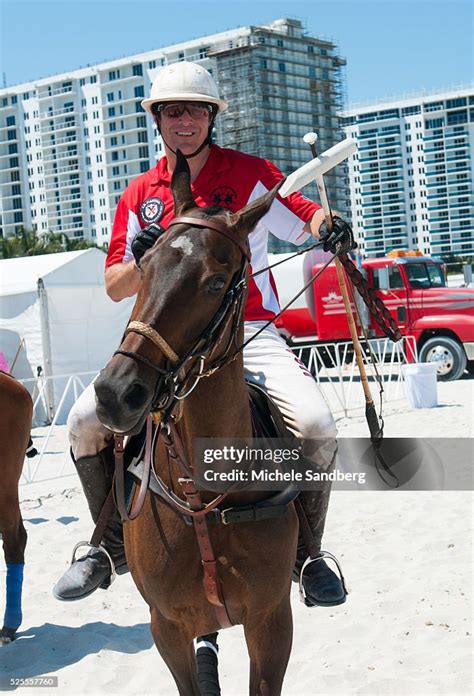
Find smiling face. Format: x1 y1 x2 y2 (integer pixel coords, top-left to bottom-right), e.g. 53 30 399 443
157 101 213 156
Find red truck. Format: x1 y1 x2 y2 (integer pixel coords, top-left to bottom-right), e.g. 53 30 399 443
271 249 474 381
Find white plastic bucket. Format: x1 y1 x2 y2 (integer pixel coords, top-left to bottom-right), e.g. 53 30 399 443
401 362 438 409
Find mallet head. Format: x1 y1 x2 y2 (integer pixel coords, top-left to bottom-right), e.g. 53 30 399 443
303 132 318 146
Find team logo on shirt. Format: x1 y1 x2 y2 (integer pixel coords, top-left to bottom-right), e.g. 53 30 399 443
140 197 165 224
211 186 238 208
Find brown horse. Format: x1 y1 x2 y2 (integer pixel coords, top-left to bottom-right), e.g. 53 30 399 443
94 152 299 695
0 371 32 644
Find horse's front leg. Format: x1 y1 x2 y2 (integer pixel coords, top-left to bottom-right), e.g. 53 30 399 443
244 597 293 696
150 606 201 696
0 497 27 644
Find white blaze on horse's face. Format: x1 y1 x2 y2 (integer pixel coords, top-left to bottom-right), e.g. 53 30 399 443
170 236 194 256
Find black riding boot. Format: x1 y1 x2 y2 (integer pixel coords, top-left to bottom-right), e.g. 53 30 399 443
294 456 347 607
53 445 128 602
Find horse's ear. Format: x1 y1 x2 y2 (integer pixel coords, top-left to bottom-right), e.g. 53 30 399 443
171 149 196 215
231 179 284 237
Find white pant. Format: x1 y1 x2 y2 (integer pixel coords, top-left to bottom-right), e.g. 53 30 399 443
68 322 337 461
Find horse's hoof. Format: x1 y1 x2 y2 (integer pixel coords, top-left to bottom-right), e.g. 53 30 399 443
0 626 17 645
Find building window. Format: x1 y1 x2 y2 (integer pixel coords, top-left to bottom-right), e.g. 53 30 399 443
6 115 15 126
278 62 286 72
132 64 143 76
447 110 467 125
134 85 144 98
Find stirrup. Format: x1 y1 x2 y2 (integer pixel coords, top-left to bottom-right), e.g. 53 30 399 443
298 550 348 606
70 540 117 586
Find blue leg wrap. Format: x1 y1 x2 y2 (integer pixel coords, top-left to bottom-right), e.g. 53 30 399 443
3 563 24 630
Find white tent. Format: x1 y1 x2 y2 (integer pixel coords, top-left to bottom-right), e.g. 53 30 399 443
0 249 134 423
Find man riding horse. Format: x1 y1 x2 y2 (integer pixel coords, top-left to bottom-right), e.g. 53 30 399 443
54 61 354 608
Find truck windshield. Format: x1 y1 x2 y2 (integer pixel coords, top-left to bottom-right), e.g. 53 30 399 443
405 263 446 288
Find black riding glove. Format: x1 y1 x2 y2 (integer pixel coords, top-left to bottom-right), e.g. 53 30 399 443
318 216 357 255
131 223 165 265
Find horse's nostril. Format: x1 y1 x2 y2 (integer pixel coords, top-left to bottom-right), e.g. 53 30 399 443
124 381 148 411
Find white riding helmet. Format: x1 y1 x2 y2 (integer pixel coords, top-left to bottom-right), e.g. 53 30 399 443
141 61 228 114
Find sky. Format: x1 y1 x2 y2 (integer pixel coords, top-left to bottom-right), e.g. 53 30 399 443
0 0 472 105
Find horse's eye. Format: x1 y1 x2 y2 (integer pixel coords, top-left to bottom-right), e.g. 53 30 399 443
207 276 226 295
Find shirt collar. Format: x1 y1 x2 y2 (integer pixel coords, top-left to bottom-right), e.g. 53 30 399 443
151 145 231 186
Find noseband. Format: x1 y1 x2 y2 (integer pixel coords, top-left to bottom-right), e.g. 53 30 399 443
114 215 249 418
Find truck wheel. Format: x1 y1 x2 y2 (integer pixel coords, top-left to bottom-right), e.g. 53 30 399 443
419 336 467 381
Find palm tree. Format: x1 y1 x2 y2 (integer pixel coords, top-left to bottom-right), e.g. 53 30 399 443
0 228 102 258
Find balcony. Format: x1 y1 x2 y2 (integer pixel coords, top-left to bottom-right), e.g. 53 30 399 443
38 86 75 99
42 134 78 148
45 180 80 192
48 207 82 219
43 150 78 162
48 192 82 203
61 221 84 231
39 106 76 120
44 164 79 177
0 160 21 171
41 120 79 134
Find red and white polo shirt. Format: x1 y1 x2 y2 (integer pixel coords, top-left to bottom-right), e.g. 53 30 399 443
106 145 320 321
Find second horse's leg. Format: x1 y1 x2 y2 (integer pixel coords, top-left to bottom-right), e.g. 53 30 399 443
0 498 27 644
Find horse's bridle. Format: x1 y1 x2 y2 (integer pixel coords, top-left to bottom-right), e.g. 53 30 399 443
113 215 250 418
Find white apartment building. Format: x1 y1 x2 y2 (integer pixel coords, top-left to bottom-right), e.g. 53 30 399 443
342 86 474 257
0 18 348 252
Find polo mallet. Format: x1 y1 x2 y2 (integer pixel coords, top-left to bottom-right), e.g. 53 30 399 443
301 131 383 446
298 134 433 490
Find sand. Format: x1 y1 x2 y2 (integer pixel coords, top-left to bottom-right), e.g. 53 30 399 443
1 376 473 695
